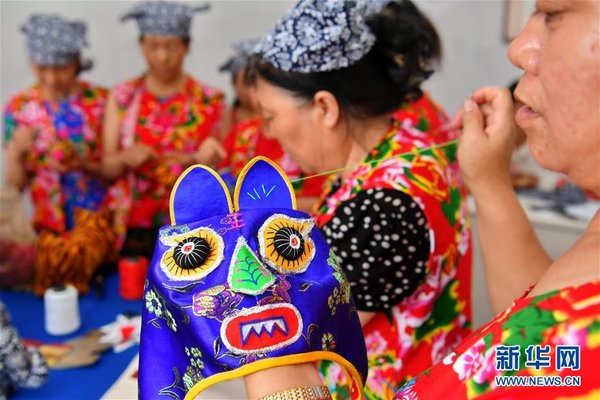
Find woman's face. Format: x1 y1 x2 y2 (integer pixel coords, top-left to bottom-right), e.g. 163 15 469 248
32 60 79 99
140 35 188 81
509 0 599 191
254 77 348 173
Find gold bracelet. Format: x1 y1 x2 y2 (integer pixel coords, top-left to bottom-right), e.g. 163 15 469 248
258 385 332 400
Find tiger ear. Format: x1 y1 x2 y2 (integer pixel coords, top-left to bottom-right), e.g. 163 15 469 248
169 165 233 226
233 156 297 211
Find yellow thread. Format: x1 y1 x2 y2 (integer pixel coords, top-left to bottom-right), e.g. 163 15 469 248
290 139 459 184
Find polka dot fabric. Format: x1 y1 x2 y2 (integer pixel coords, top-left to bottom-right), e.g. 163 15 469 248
322 189 429 310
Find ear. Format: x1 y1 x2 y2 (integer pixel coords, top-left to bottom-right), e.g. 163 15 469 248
313 90 340 130
234 156 297 211
170 165 233 226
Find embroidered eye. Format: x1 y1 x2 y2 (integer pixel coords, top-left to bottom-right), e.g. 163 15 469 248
159 227 224 281
274 227 305 261
258 214 315 274
174 237 210 269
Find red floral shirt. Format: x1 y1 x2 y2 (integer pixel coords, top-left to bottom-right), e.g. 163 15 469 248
106 76 224 239
395 280 600 399
317 93 472 399
3 82 107 233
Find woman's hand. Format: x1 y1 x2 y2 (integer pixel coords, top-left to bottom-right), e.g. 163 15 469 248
8 126 38 156
455 87 517 198
120 143 156 169
194 137 226 168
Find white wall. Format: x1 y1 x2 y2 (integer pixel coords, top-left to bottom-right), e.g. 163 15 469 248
1 0 520 112
0 0 296 105
0 0 525 329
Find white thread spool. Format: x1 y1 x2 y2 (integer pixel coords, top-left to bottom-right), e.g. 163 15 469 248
44 285 81 335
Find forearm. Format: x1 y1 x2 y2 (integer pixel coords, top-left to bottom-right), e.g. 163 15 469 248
4 145 28 190
244 363 324 400
473 184 552 313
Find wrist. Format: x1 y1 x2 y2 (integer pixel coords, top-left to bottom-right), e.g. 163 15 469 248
467 172 513 200
258 385 332 400
470 178 516 209
244 364 323 400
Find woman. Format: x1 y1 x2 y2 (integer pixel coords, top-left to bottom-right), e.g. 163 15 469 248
4 14 107 234
102 1 226 258
219 39 327 211
245 0 600 398
3 14 113 294
218 39 261 138
247 0 472 398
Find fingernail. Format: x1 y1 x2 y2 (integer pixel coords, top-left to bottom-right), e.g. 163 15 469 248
463 99 476 112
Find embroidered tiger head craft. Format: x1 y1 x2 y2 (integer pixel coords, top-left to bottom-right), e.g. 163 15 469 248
139 157 368 399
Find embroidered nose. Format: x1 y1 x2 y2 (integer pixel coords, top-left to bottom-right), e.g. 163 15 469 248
227 237 275 295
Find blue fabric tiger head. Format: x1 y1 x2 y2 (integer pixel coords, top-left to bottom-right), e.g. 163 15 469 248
139 157 368 399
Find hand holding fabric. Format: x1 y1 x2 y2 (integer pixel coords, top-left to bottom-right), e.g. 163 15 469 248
121 143 156 169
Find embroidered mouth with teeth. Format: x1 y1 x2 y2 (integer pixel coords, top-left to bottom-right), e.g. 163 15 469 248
240 317 288 345
221 304 303 354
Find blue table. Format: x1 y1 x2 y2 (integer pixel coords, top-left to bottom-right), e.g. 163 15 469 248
0 274 143 399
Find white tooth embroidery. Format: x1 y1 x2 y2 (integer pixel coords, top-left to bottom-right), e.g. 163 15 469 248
221 303 304 355
240 317 288 344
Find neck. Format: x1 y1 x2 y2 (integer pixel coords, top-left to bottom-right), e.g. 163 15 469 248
341 115 392 179
144 72 186 97
40 82 78 102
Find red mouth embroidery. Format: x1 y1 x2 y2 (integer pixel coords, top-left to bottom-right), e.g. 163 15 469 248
221 304 302 354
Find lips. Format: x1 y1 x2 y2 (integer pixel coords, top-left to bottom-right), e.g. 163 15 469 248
221 304 302 355
515 104 541 126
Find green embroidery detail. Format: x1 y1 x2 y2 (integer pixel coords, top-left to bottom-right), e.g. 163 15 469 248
326 250 351 315
229 237 274 295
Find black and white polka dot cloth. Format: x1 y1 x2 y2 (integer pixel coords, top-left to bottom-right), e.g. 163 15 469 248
122 1 210 39
0 302 47 399
21 14 87 67
321 188 430 311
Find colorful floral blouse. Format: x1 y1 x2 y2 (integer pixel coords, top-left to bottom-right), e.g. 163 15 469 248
105 76 225 238
220 117 327 199
316 93 473 399
395 280 600 399
3 82 107 233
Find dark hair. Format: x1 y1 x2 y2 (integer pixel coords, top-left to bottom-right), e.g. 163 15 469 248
248 0 441 119
139 35 191 46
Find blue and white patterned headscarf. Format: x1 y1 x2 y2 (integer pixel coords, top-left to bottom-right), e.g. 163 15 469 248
122 1 210 39
219 38 260 75
364 0 393 18
255 0 376 73
21 14 87 67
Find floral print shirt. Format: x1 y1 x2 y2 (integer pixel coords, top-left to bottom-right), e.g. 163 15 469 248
3 82 107 233
105 76 224 238
395 280 600 399
220 117 327 199
316 93 473 399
